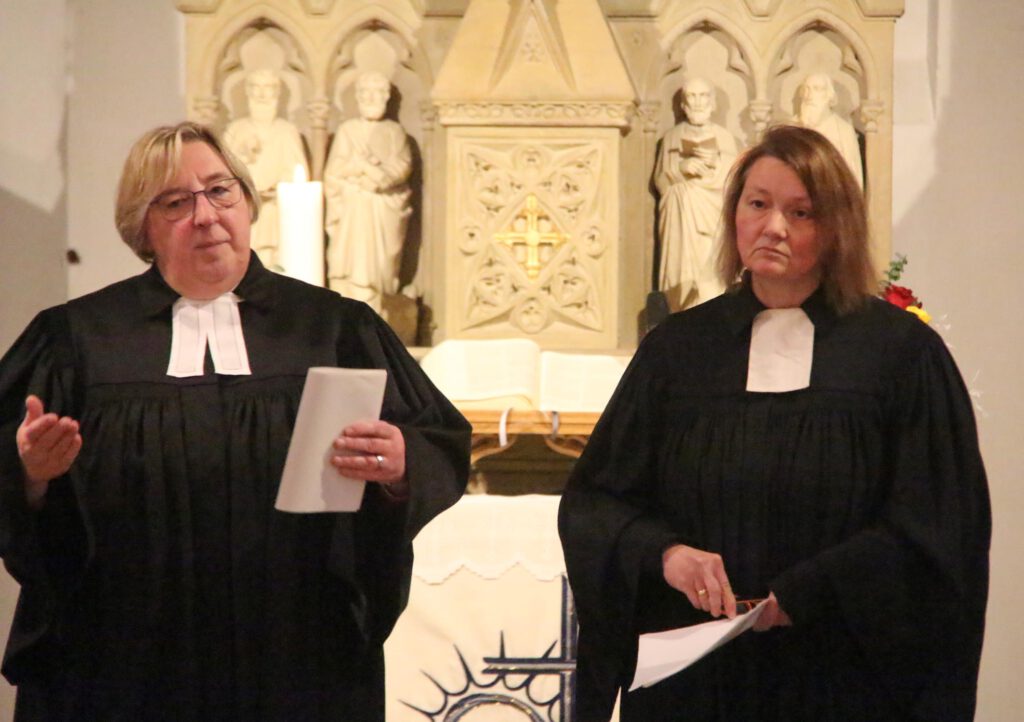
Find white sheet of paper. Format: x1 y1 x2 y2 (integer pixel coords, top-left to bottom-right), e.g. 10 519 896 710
275 367 387 513
629 600 769 691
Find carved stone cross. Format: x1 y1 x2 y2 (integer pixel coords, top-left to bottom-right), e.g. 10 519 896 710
495 194 567 279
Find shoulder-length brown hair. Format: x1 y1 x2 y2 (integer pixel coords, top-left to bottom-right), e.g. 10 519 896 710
114 121 259 263
717 124 875 314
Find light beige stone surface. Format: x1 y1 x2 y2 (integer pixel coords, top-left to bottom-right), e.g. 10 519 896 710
324 71 413 313
224 68 310 269
175 0 904 347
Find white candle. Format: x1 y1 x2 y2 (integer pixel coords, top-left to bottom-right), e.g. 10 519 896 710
277 164 325 286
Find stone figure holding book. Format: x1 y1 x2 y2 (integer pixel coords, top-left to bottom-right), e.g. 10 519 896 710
655 77 738 311
324 72 413 313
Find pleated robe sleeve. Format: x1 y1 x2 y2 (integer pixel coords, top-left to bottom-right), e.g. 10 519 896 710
334 300 472 646
770 320 990 720
0 308 89 682
558 329 681 722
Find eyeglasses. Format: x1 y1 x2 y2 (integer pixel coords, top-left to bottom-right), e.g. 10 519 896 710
150 177 243 221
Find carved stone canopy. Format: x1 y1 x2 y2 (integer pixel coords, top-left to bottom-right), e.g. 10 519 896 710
432 0 636 127
432 0 635 348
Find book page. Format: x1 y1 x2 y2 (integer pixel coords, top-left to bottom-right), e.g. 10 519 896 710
629 600 768 691
538 351 631 413
420 339 540 408
680 135 719 157
275 367 387 513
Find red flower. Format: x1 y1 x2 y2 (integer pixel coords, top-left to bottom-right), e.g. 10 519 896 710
883 284 921 310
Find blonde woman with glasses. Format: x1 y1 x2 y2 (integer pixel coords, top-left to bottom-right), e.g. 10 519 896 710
0 121 470 721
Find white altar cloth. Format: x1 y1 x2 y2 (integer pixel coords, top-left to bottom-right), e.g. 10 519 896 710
385 494 576 720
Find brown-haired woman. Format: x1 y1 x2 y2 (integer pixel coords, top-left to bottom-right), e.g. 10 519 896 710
560 125 989 721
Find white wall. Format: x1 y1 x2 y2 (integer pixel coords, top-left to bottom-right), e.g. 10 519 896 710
0 1 183 718
0 1 1022 719
0 0 69 350
65 0 184 296
892 1 1024 717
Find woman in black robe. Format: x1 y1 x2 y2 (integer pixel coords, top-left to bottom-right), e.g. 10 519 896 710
0 122 471 721
559 125 989 721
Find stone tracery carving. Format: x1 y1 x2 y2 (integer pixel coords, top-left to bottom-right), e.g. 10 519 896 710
858 98 885 133
215 27 312 270
218 26 310 129
770 22 868 188
658 20 756 147
436 102 634 127
466 149 522 218
457 137 610 336
466 249 521 326
541 251 601 330
771 23 865 129
175 0 903 349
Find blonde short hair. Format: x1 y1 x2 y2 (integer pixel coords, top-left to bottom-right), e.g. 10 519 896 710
717 124 875 314
115 122 259 262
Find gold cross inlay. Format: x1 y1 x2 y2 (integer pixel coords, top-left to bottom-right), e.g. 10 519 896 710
494 194 567 279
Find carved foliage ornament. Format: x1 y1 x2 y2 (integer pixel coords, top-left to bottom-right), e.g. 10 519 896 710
436 102 634 127
460 141 606 334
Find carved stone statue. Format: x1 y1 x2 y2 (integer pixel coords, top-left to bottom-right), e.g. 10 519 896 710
655 77 738 311
324 71 412 312
224 69 309 268
793 73 863 187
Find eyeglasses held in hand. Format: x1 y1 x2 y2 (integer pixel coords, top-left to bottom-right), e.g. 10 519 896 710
151 177 243 221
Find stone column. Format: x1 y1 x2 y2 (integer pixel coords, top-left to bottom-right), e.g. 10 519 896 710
306 96 331 181
191 96 222 127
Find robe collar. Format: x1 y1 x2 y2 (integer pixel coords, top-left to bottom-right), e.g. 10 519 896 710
136 251 277 317
722 274 837 337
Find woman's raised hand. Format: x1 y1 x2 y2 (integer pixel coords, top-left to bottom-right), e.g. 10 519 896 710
17 395 83 506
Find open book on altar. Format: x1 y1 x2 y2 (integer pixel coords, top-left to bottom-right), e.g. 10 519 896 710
419 339 632 413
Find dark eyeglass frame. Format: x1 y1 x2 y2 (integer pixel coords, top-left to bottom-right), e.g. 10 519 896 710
150 177 243 221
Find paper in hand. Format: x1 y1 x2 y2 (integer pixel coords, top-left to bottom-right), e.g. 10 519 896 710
275 367 387 513
629 600 768 691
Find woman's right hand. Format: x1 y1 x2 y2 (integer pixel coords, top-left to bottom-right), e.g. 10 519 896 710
662 543 737 619
16 395 82 506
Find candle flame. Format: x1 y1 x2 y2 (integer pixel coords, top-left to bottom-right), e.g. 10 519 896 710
292 164 307 183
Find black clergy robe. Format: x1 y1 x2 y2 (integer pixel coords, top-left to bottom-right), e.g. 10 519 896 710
559 284 990 722
0 256 471 721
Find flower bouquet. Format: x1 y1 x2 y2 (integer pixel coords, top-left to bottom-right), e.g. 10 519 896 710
880 254 930 323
